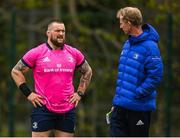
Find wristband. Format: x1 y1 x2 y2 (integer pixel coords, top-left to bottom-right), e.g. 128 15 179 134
19 83 32 97
76 91 84 98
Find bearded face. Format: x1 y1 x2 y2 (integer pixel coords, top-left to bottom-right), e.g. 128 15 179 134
50 32 65 47
47 23 66 48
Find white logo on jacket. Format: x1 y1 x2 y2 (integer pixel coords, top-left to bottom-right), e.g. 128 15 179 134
133 53 139 59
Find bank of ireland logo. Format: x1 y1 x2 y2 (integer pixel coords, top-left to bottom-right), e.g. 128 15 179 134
57 64 62 68
32 122 38 129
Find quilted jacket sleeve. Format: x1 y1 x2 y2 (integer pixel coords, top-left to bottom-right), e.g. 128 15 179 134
135 43 163 98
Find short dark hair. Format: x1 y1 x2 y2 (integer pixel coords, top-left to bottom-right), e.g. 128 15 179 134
47 19 65 31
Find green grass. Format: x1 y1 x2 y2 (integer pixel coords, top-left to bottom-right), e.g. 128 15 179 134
0 124 29 137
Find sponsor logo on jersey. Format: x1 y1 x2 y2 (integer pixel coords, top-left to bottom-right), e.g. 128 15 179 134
42 57 51 62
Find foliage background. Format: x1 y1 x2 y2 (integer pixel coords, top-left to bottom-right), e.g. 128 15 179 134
0 0 179 136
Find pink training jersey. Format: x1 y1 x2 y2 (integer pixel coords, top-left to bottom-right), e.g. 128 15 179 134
22 43 85 113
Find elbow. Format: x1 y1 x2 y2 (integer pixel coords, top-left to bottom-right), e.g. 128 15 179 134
11 68 20 79
11 68 16 78
89 66 93 78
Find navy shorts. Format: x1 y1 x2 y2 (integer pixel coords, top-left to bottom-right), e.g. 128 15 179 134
31 105 76 133
110 106 151 137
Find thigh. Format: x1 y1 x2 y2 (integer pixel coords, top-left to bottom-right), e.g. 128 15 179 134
110 106 128 137
128 110 151 137
32 130 51 137
31 105 55 132
55 108 76 134
54 130 74 137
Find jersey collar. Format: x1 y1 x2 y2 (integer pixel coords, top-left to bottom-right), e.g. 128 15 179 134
46 42 64 50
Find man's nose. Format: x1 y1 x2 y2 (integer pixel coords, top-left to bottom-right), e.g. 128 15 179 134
59 31 63 35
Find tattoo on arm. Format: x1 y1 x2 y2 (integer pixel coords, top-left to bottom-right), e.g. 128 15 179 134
14 60 29 73
78 60 92 92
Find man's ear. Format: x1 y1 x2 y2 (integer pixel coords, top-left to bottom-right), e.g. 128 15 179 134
46 31 50 36
127 21 131 25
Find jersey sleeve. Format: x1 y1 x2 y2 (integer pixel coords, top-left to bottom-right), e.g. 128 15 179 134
74 48 85 68
22 47 39 68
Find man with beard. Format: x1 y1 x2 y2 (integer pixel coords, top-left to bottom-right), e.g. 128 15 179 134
11 20 92 137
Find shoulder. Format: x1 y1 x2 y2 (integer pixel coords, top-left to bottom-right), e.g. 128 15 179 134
29 43 48 53
27 43 45 51
34 43 47 51
64 44 78 50
144 40 159 52
123 40 130 48
64 44 83 54
138 41 160 57
23 43 48 59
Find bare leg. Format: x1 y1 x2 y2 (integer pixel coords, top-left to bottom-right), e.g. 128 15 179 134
55 130 74 137
32 130 52 137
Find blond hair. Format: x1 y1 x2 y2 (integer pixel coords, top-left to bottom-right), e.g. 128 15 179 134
117 7 143 26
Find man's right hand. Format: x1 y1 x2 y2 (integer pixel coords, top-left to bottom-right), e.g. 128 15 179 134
27 92 44 108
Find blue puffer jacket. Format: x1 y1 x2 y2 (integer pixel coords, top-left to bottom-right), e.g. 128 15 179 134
113 24 163 111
